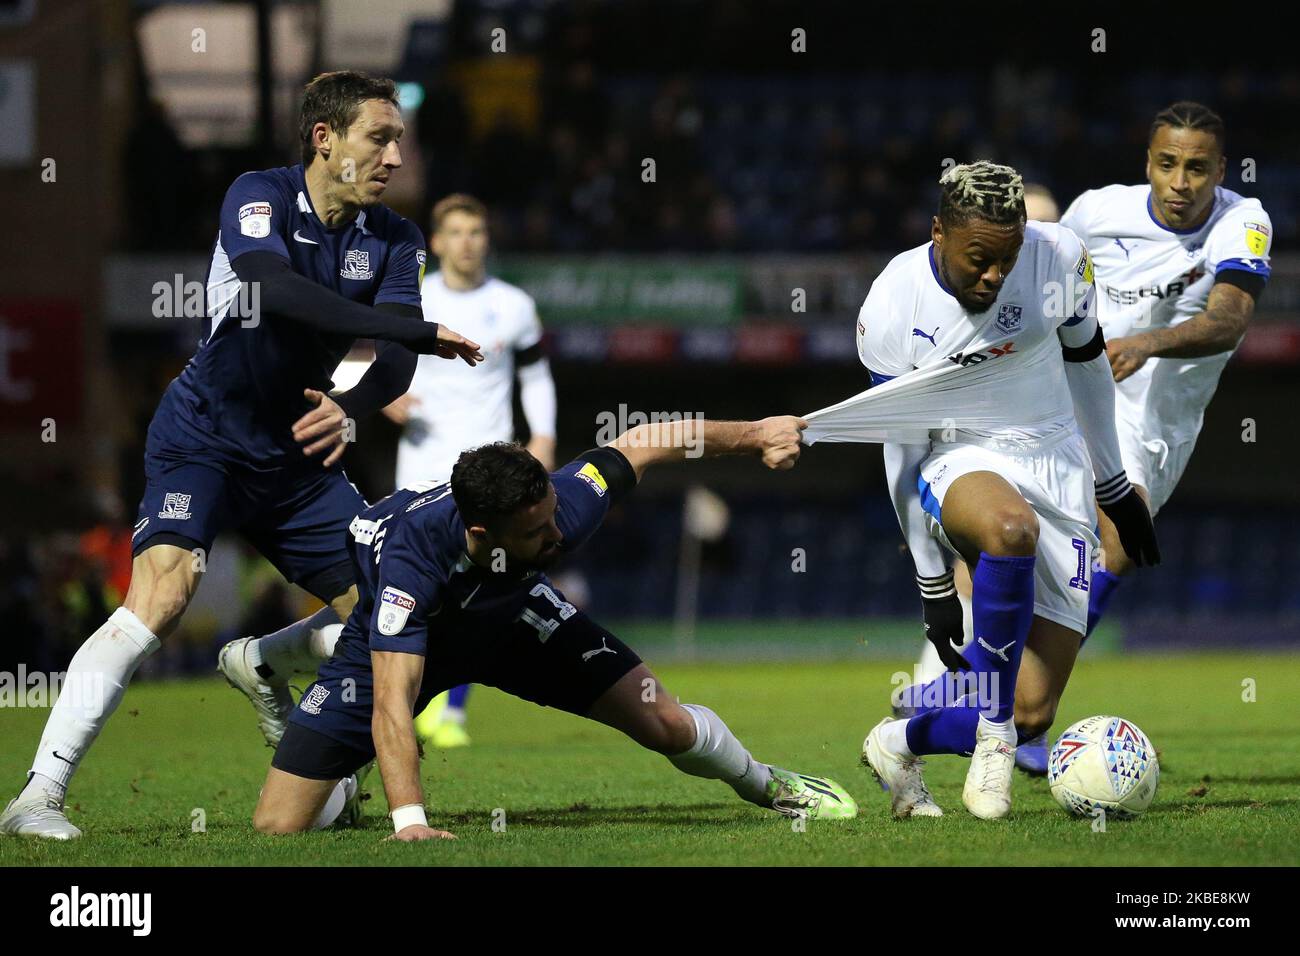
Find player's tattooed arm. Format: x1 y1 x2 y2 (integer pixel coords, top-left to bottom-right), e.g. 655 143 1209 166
1106 278 1262 381
613 416 806 480
372 650 454 841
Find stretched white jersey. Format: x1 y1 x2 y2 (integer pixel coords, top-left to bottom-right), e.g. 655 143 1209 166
1061 184 1272 444
395 272 543 488
854 221 1096 445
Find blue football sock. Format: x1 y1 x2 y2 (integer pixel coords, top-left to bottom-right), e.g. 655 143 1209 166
906 707 980 756
903 553 1036 756
1082 565 1122 643
447 683 471 711
964 553 1036 723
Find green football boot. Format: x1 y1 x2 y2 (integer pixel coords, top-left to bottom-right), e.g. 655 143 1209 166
765 768 858 820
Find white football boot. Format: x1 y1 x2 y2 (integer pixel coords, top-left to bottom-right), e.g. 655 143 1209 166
1 785 82 840
861 717 942 818
963 723 1016 819
218 636 292 748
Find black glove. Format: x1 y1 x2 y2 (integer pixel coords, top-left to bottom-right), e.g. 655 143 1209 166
1097 475 1161 568
918 569 969 672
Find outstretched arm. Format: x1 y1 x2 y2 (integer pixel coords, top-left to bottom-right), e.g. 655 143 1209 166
612 416 805 481
231 251 482 361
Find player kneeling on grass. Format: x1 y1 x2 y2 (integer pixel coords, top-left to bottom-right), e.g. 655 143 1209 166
252 417 857 837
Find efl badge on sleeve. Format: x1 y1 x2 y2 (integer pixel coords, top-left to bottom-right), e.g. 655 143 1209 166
238 202 272 238
378 586 416 636
1244 222 1270 257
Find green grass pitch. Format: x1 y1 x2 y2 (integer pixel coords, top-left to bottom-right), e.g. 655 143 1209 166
2 647 1297 866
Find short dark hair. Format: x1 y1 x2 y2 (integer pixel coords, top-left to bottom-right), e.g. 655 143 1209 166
299 71 400 167
1149 101 1225 152
431 193 489 233
937 160 1026 229
451 443 551 530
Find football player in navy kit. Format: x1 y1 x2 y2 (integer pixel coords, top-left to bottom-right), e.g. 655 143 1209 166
254 417 860 837
2 72 482 840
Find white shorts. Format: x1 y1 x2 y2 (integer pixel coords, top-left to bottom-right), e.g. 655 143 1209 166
918 428 1099 635
1112 352 1226 516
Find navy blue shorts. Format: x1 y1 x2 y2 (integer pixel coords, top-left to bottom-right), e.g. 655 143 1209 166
274 602 642 779
131 430 365 602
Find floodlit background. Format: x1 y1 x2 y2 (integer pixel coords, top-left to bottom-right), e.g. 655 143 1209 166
2 1 1297 682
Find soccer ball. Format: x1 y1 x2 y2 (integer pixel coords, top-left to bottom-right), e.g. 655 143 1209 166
1048 715 1159 819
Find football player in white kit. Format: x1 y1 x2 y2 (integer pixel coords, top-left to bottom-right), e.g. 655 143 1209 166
383 194 558 747
894 183 1066 777
1060 102 1271 638
857 162 1160 819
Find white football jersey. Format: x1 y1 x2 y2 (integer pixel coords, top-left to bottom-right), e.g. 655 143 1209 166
856 221 1095 444
1061 184 1272 444
395 271 543 488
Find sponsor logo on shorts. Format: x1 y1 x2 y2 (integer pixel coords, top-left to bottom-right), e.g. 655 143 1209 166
340 249 374 280
132 517 150 540
577 462 608 497
158 492 192 520
299 684 330 716
378 586 416 635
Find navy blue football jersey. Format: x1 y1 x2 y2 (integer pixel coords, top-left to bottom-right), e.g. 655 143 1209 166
159 164 427 464
322 454 621 684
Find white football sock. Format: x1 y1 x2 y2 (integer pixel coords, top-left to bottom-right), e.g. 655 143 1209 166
26 607 161 804
914 592 974 686
883 718 915 758
978 714 1017 746
310 775 356 830
668 704 772 804
252 606 342 682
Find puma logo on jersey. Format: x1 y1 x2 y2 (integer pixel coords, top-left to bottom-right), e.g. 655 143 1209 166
946 341 1016 368
912 326 939 346
1113 238 1133 260
581 637 617 662
977 636 1015 662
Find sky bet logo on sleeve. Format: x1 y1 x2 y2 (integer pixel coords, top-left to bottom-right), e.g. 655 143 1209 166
577 462 608 497
237 202 272 238
1075 247 1094 284
377 586 416 635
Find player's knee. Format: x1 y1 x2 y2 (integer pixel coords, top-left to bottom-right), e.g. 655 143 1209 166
985 507 1039 556
645 704 698 756
253 805 307 835
1015 697 1058 739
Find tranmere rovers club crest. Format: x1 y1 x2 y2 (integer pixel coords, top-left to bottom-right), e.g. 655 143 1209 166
995 303 1022 334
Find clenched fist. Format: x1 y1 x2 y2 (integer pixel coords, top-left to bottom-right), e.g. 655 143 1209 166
755 416 808 470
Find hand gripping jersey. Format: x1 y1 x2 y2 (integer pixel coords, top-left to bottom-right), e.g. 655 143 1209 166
813 221 1098 446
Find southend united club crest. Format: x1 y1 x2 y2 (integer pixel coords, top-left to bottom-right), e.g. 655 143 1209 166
340 249 374 280
995 303 1022 334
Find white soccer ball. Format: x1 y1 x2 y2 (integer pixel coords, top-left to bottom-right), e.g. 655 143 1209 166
1048 715 1160 819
